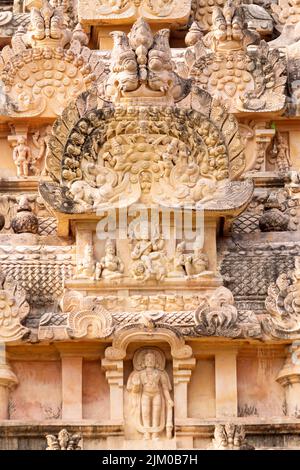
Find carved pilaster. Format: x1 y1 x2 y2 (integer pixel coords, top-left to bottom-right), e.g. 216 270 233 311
253 128 276 172
0 347 18 419
173 357 196 421
101 358 124 422
277 344 300 417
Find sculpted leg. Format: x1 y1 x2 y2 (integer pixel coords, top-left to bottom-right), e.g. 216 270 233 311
141 394 151 439
152 393 162 440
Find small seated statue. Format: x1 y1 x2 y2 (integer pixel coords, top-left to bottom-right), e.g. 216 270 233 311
96 239 124 280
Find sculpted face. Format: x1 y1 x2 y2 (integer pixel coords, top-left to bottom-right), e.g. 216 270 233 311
144 352 156 368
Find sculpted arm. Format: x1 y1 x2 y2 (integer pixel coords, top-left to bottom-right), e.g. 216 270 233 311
160 371 174 407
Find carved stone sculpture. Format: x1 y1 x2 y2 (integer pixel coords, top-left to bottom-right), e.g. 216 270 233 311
130 233 167 282
95 238 124 280
77 0 191 26
187 3 286 113
0 0 105 117
0 275 30 342
11 196 39 234
258 192 290 232
212 423 253 450
127 348 173 440
264 257 300 336
75 244 95 279
45 429 81 450
12 136 32 177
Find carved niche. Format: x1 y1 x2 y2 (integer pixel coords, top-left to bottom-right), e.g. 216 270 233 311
78 0 191 26
0 0 106 118
40 20 252 217
127 347 174 440
186 2 286 113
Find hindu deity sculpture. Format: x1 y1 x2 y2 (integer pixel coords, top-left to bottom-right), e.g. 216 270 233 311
127 348 174 440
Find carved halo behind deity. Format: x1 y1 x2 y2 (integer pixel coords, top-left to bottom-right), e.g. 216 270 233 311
133 347 166 371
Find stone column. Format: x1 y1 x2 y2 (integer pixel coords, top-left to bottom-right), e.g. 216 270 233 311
173 357 196 421
102 358 124 421
277 344 300 417
215 350 238 418
60 353 83 420
0 348 18 419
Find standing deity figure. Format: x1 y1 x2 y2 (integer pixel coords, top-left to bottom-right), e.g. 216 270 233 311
12 136 32 178
95 239 124 280
127 348 174 441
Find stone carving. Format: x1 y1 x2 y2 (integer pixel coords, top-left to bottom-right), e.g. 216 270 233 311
0 0 106 117
169 238 209 278
187 3 286 113
258 191 290 232
75 244 96 280
96 239 124 280
194 286 242 337
127 347 173 440
130 232 167 282
12 136 32 177
45 429 82 450
63 289 114 339
264 257 300 336
40 87 251 215
212 423 253 450
106 18 190 106
269 132 291 173
78 0 191 26
0 275 30 342
271 0 300 33
0 245 75 305
11 196 39 234
191 0 273 36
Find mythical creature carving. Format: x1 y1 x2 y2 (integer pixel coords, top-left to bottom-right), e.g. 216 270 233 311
78 0 191 26
45 429 81 450
186 2 286 113
106 18 190 106
127 347 173 440
0 274 30 342
0 1 106 117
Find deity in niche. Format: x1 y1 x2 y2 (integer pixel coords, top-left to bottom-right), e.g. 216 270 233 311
95 238 124 280
12 136 32 178
127 348 173 440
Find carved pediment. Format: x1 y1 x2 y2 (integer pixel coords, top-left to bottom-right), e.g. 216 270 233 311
186 3 286 114
0 1 106 118
39 20 251 217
